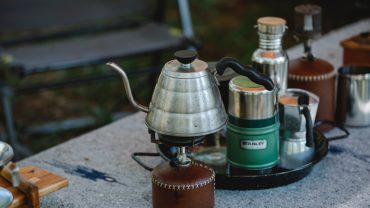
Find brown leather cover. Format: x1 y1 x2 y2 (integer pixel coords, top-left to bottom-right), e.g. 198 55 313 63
152 161 215 208
340 32 370 66
288 57 336 122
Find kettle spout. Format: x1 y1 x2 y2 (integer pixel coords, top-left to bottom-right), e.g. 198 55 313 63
106 62 149 113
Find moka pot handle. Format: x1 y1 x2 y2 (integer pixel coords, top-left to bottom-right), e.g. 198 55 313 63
298 94 314 148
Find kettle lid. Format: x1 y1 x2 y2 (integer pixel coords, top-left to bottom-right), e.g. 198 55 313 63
163 50 208 78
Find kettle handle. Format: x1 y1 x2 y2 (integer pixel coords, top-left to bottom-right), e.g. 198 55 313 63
298 94 314 148
215 57 274 91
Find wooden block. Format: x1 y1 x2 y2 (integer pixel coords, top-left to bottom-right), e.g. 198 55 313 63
32 173 68 197
19 166 68 197
19 167 49 180
1 163 40 208
0 165 68 208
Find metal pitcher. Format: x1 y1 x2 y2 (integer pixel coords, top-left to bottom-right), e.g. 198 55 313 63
278 89 319 169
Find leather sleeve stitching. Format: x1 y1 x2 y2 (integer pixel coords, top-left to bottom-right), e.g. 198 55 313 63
152 162 216 190
288 70 337 82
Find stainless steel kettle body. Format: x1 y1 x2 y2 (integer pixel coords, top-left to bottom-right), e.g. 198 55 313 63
146 64 227 137
107 50 227 141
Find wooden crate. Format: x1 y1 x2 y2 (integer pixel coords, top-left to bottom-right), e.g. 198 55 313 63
0 165 68 208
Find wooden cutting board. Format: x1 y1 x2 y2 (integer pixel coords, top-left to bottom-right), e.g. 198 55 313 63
0 165 68 208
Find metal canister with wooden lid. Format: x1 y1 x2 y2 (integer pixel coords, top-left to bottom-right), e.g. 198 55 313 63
252 16 288 91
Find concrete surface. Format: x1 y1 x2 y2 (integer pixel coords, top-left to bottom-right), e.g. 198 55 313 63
20 18 370 208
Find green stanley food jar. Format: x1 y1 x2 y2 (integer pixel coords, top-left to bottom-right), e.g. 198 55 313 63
227 76 279 170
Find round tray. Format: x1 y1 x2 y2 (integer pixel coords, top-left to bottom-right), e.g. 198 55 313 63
157 130 328 190
215 130 328 189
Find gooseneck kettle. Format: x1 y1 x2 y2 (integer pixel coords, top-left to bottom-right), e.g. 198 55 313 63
107 50 227 146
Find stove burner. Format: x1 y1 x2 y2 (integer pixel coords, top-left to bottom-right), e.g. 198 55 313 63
149 130 205 146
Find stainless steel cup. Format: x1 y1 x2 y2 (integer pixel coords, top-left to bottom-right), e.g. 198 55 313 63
336 66 370 127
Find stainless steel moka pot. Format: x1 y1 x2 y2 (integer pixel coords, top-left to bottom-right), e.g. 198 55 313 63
278 89 319 169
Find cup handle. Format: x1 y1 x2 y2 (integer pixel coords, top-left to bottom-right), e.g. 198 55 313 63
314 120 350 141
302 106 314 147
298 94 314 147
131 152 160 171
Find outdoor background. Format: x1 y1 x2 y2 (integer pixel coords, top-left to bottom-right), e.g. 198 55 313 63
4 0 369 157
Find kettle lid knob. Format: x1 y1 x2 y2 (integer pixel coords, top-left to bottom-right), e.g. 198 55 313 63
174 50 197 64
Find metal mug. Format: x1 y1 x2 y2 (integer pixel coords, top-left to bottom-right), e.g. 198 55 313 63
336 66 370 127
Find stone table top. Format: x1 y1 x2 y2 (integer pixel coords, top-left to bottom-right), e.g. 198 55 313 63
20 18 370 208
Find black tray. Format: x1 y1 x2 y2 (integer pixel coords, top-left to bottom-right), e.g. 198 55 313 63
132 122 347 190
214 130 328 189
154 130 328 190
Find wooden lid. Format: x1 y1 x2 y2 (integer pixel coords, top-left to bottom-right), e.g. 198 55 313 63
340 32 370 51
257 17 286 26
